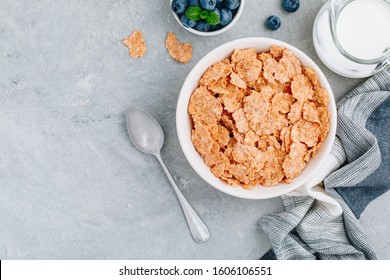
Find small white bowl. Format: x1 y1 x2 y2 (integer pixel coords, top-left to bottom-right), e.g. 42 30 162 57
170 0 245 36
176 37 337 199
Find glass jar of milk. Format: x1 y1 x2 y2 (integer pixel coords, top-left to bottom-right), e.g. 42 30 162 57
313 0 390 78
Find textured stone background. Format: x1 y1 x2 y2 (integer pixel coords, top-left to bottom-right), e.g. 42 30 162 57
0 0 389 259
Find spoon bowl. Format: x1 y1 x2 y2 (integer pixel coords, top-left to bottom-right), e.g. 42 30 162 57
126 108 164 155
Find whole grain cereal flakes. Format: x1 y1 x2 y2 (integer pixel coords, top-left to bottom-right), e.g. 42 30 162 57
243 90 269 124
187 46 331 189
291 119 321 147
232 108 249 134
122 30 147 59
303 101 320 124
220 85 245 113
165 32 192 64
230 72 247 89
200 59 232 86
188 86 222 125
291 74 314 100
231 48 257 64
235 58 263 85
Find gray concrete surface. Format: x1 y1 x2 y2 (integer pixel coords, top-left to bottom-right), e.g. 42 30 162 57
0 0 388 259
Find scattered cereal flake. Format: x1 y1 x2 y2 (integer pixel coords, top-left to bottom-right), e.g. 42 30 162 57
279 50 302 79
271 92 294 113
122 30 146 58
165 32 192 64
303 101 320 124
291 74 314 100
232 108 249 133
200 60 232 86
230 72 247 89
291 119 321 147
188 86 222 125
231 48 257 64
235 58 263 85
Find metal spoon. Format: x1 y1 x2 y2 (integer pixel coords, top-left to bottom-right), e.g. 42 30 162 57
126 107 210 243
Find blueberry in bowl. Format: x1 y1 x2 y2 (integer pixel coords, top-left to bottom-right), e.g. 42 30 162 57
200 0 217 10
170 0 245 36
171 0 188 15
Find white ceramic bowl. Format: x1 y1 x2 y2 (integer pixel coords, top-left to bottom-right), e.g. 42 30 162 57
170 0 245 36
176 38 337 199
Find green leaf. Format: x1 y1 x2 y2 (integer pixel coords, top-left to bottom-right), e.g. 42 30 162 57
205 11 220 25
200 10 208 19
185 6 202 21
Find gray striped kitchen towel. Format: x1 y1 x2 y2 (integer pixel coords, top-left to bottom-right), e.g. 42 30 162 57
260 68 390 260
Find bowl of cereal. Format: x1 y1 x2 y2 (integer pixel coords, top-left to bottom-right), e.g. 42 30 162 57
176 37 336 199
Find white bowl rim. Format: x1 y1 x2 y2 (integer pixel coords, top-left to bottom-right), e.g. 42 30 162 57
176 37 337 199
170 0 245 36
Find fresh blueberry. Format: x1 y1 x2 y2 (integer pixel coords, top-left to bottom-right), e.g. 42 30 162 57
180 14 197 28
223 0 240 10
194 20 211 32
171 0 188 15
200 0 217 11
188 0 199 6
212 8 221 19
266 15 281 30
209 24 221 31
282 0 300 13
219 8 233 26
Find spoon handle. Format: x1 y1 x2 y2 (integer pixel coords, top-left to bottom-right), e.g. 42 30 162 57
154 153 210 244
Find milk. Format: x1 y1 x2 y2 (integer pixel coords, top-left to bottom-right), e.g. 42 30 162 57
336 0 390 60
313 0 390 78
